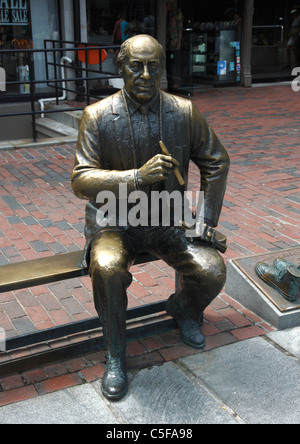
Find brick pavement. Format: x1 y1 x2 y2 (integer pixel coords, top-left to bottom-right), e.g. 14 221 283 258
0 84 299 406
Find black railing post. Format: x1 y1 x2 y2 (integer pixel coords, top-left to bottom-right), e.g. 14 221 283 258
74 43 85 102
54 40 59 105
73 0 81 42
85 45 90 106
28 52 37 143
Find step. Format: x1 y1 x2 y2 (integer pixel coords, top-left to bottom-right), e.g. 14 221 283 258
36 117 79 139
44 104 83 130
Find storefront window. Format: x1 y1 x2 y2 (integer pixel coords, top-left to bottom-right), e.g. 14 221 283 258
30 0 60 93
0 0 60 98
0 0 32 95
85 0 156 90
167 0 243 93
252 0 299 82
86 0 156 44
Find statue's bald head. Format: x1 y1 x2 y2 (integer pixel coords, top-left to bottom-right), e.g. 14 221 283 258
117 35 165 77
116 35 165 103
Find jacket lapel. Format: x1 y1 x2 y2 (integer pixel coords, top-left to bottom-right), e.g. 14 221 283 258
160 91 176 158
112 91 136 169
160 92 183 191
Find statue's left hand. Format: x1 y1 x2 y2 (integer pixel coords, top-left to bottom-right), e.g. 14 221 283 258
199 223 215 244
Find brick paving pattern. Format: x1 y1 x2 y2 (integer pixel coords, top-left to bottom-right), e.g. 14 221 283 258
0 84 299 406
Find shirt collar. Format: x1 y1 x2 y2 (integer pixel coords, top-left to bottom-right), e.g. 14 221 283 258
123 88 160 115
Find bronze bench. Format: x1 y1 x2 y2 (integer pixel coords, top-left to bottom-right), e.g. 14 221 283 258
0 251 174 356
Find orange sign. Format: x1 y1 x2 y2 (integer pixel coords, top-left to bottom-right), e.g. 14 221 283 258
77 45 107 65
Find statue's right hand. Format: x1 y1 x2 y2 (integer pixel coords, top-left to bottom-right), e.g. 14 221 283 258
138 154 179 186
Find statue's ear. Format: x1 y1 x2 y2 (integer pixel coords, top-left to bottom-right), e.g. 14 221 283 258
117 61 123 77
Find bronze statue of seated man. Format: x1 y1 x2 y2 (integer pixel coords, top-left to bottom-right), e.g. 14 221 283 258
72 35 230 401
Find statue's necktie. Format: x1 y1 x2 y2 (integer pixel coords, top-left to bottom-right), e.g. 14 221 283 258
139 105 150 115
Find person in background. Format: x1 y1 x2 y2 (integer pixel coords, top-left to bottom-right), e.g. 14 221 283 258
225 7 242 38
120 16 129 42
112 14 123 45
166 0 183 89
286 5 300 68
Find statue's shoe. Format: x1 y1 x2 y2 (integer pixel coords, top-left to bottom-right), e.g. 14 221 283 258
255 261 300 303
101 357 128 401
166 295 205 349
176 318 206 349
273 258 300 273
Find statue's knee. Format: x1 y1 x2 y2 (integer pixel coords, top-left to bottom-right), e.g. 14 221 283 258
194 250 226 292
90 250 127 279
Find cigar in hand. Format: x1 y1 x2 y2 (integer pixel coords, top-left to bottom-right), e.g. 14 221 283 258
159 141 185 186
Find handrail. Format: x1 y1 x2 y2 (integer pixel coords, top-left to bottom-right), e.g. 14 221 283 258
39 56 72 118
0 40 121 142
252 25 284 43
0 45 121 54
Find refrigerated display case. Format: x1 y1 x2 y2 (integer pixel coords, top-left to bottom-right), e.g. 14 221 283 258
191 23 241 86
192 33 207 76
169 21 241 94
217 29 241 85
170 22 241 95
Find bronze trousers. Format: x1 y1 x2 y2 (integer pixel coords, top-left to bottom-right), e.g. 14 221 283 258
89 226 226 357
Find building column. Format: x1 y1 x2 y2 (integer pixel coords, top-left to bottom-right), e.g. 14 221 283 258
156 0 168 90
80 0 88 42
59 0 77 100
241 0 254 87
60 0 75 42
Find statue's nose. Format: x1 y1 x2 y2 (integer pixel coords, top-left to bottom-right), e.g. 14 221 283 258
141 64 150 79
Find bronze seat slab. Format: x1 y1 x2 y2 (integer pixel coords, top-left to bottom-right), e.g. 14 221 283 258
0 251 88 293
0 249 167 360
0 251 158 294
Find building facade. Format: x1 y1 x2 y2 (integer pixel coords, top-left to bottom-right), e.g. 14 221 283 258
0 0 297 103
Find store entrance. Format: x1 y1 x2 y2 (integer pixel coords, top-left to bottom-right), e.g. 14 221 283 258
252 0 299 82
166 0 243 95
0 0 32 96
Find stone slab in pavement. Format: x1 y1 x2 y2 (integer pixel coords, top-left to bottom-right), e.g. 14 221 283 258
0 383 117 424
1 331 300 424
100 362 240 425
179 336 300 424
268 326 300 359
0 361 241 425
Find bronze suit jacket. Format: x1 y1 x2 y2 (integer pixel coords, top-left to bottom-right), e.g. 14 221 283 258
72 89 230 262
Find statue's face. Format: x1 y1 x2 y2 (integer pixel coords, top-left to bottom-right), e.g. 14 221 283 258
122 37 163 103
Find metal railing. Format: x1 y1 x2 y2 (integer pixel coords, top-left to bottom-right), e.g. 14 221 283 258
0 40 121 142
252 25 284 44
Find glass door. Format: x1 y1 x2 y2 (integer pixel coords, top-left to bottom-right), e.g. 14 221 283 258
0 0 32 96
166 4 193 96
252 0 297 82
30 0 60 94
0 0 60 99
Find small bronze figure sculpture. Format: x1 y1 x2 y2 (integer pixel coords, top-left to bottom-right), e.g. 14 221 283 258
72 35 229 401
255 258 300 302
